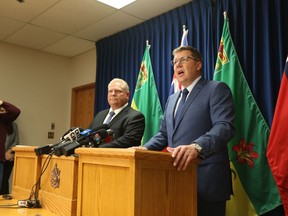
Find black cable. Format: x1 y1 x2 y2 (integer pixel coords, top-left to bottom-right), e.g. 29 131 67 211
0 196 18 208
0 204 18 208
22 152 53 207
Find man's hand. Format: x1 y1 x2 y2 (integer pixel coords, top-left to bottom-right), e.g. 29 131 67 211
167 145 199 171
129 146 148 150
5 149 14 161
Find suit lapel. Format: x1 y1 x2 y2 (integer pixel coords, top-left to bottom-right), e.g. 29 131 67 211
96 110 109 125
164 92 180 129
108 106 129 126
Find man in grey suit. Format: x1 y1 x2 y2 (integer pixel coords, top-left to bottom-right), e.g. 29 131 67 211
90 78 145 148
136 46 235 216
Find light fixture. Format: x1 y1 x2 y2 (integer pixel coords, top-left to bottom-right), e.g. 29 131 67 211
97 0 136 9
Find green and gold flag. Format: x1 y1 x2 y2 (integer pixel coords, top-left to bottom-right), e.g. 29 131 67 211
214 12 282 215
131 42 163 144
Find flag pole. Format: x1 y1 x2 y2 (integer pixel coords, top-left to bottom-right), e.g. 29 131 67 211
146 40 150 49
180 25 188 47
182 25 186 31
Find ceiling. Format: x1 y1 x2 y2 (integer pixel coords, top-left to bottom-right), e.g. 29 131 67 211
0 0 191 57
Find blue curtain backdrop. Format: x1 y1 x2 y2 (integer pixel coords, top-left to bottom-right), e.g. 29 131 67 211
95 0 288 129
95 1 287 214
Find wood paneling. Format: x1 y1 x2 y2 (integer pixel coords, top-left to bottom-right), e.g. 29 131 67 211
70 83 95 129
76 148 199 216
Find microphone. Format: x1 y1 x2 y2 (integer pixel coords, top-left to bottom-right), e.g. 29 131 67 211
61 138 90 157
62 129 108 156
60 128 74 140
90 129 108 147
105 129 115 144
61 127 82 142
53 141 74 156
34 145 55 156
80 124 109 138
52 128 83 156
57 124 109 156
34 127 82 156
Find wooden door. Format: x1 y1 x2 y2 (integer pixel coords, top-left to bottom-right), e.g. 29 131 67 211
70 83 95 129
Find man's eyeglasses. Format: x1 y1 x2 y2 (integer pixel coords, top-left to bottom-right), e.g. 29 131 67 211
171 56 198 66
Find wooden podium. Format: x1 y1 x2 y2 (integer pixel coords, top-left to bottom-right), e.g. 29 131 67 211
12 146 41 200
75 148 198 216
12 147 198 216
38 155 78 216
12 146 78 216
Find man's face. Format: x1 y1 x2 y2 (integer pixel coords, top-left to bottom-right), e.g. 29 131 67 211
173 50 202 88
107 82 130 110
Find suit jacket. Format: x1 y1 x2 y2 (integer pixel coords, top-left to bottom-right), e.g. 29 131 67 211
90 106 145 148
144 78 235 202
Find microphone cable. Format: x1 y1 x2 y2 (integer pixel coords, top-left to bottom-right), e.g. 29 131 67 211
18 152 53 208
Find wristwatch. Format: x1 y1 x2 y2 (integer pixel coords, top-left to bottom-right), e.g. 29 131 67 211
191 143 202 153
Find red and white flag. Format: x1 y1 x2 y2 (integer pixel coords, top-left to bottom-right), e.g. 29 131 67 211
267 56 288 215
169 25 188 95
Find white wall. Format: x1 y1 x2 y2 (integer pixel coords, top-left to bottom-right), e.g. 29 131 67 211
70 48 96 87
0 42 96 147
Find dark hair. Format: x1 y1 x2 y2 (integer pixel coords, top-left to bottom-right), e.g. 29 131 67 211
172 46 203 62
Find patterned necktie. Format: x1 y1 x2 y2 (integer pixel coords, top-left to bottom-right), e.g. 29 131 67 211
105 111 115 124
175 88 189 121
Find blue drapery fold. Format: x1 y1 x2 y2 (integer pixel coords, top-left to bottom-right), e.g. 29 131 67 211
95 0 288 130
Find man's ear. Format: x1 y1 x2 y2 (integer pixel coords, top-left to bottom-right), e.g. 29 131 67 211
196 61 203 71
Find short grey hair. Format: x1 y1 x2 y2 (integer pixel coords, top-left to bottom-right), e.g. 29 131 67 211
108 78 129 92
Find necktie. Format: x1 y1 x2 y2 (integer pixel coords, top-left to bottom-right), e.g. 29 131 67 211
105 111 115 124
175 88 189 121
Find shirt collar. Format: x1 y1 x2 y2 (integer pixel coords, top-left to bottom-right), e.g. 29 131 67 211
109 103 128 115
185 76 202 93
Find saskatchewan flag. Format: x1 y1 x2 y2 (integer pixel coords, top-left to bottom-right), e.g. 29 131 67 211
213 12 282 215
131 42 163 145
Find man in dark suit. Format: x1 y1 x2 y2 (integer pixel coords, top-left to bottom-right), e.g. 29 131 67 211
135 46 235 216
90 78 145 148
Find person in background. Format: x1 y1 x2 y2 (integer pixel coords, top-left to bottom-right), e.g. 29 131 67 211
133 46 235 216
89 78 145 148
0 100 21 189
0 122 19 195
